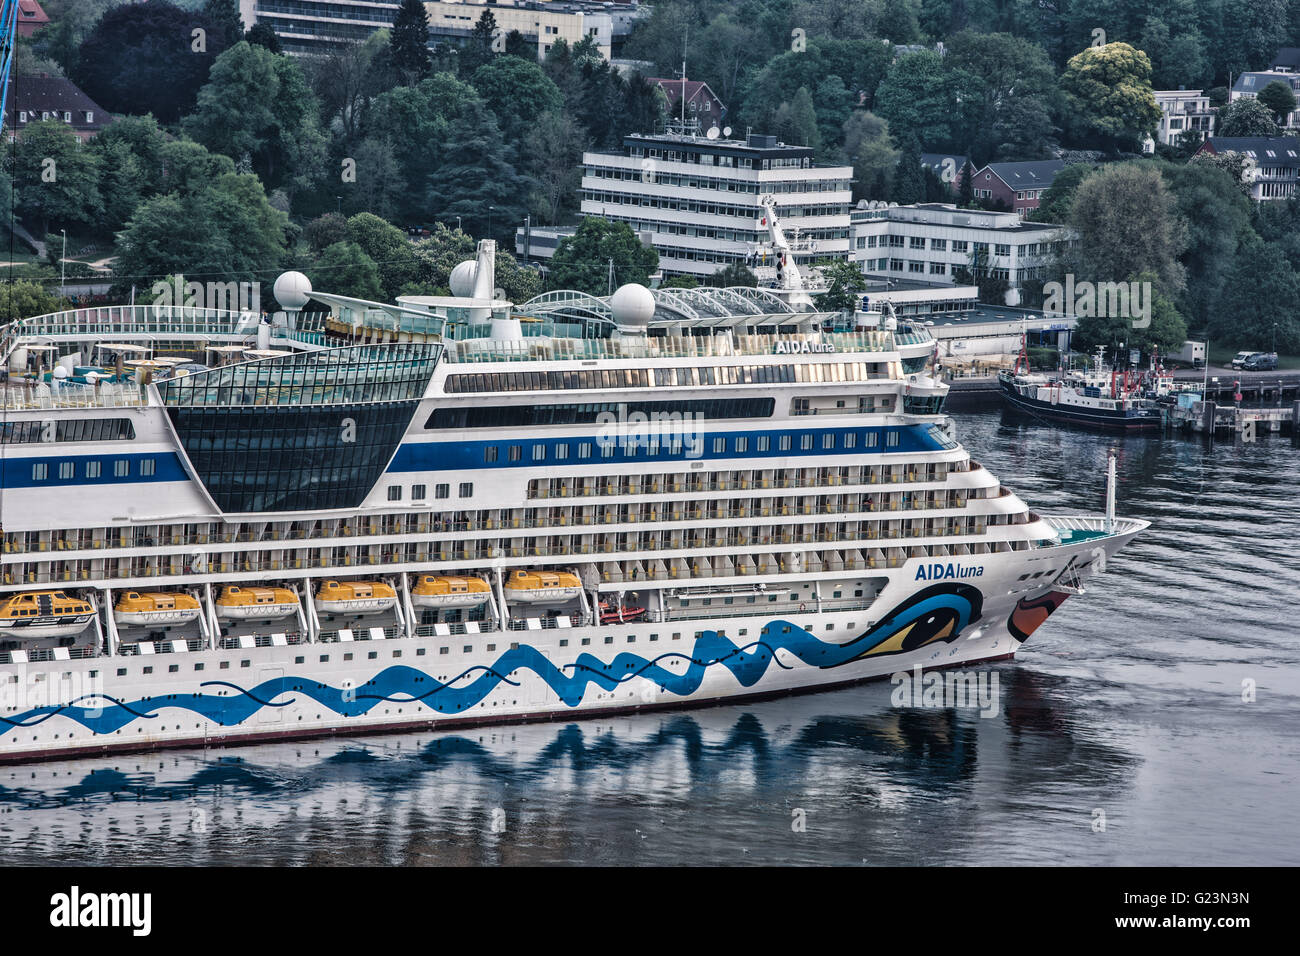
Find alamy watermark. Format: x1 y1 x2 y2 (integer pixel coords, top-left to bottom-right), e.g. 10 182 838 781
595 403 705 459
890 664 1000 718
0 666 106 717
1042 274 1150 329
151 275 260 316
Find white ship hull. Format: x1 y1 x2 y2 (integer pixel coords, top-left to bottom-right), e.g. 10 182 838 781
0 526 1141 764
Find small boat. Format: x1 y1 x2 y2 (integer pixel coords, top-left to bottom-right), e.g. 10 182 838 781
114 590 202 627
503 569 582 605
216 585 299 621
0 590 96 639
599 601 647 624
314 580 397 615
412 575 491 609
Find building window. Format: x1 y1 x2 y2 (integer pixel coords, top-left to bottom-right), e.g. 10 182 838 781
459 482 473 497
388 486 402 501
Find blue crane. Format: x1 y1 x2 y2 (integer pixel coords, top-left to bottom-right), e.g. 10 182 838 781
0 0 19 137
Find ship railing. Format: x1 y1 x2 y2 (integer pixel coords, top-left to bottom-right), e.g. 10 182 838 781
317 625 403 643
1 382 146 410
115 637 209 656
505 615 579 632
0 644 98 665
411 620 495 638
215 632 307 651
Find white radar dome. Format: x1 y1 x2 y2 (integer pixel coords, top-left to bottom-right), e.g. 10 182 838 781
610 283 654 330
449 260 479 297
273 271 312 310
52 366 68 379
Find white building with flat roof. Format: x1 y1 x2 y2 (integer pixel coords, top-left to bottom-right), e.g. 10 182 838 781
1146 90 1215 150
578 131 852 280
849 202 1073 306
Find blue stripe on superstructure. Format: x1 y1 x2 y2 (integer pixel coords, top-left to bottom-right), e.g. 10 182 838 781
387 424 948 473
0 452 189 488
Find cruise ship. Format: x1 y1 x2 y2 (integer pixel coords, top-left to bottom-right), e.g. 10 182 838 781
0 240 1147 763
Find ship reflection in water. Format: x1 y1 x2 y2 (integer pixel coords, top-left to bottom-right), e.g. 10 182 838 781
1 668 1139 866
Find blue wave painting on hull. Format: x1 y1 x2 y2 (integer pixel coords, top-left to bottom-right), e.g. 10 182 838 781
2 584 983 735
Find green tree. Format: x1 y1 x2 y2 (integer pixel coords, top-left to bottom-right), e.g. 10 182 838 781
523 111 587 225
10 121 102 234
1030 162 1095 223
460 10 499 75
772 87 821 151
470 57 564 153
1253 197 1300 276
1070 271 1188 357
1068 163 1187 296
547 218 659 294
841 111 900 202
1188 149 1257 196
814 259 867 312
71 0 233 123
707 262 759 288
1217 98 1281 137
892 136 925 205
183 42 328 195
345 212 418 300
425 110 532 242
1059 43 1162 151
310 32 398 147
311 241 385 300
1210 235 1300 353
390 0 432 83
304 212 349 253
156 139 238 197
202 0 244 47
246 22 283 54
873 50 981 153
0 279 65 321
345 135 406 221
113 172 290 295
945 30 1058 162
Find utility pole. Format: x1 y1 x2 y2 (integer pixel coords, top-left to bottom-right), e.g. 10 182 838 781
59 229 66 299
607 257 615 295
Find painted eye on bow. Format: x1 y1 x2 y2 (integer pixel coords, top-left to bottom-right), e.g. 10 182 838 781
857 608 962 659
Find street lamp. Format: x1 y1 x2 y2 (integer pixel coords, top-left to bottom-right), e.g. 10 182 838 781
455 216 462 233
488 206 495 238
59 229 66 299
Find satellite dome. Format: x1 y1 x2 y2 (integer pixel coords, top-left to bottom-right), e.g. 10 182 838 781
449 260 478 297
610 283 654 330
52 366 68 379
273 271 312 310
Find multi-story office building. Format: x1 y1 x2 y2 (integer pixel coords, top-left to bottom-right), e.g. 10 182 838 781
240 0 641 57
577 131 852 279
849 202 1072 306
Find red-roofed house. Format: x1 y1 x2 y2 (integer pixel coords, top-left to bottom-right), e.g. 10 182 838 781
646 77 726 127
16 0 50 38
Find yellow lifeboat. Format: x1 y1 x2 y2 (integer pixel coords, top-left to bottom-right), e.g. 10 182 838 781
0 590 96 639
216 585 299 621
314 580 398 615
114 591 202 627
503 569 582 605
412 575 491 609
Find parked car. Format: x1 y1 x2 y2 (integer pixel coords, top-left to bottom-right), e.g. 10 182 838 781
1230 350 1255 369
1243 352 1279 371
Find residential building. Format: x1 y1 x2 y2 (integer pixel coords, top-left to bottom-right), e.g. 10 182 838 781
920 152 968 196
1146 89 1215 150
16 0 49 38
968 159 1064 218
647 78 725 129
4 75 111 142
566 130 851 280
849 201 1073 306
1269 47 1300 73
239 0 643 57
1194 136 1300 201
1229 71 1300 131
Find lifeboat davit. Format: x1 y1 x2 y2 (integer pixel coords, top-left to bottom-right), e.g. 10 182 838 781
412 575 491 609
0 590 96 640
114 590 202 627
216 586 299 621
314 580 398 615
503 569 582 605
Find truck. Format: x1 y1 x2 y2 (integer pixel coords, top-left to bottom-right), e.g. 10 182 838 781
1172 340 1207 368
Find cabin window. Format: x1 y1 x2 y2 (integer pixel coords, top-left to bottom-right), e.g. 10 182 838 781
411 484 426 499
58 461 74 479
31 463 48 480
142 666 153 674
114 459 129 477
388 486 402 501
86 461 102 478
779 435 792 451
459 482 473 497
508 445 521 461
484 446 498 462
435 483 449 499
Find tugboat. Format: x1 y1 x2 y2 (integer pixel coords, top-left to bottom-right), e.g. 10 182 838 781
998 336 1162 432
